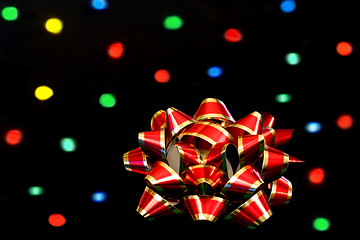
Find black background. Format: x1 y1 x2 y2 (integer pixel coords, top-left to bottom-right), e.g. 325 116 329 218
0 0 358 237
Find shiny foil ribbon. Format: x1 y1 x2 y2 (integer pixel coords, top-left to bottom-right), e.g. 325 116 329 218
123 98 302 228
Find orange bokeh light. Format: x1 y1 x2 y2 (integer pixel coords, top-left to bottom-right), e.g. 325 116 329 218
336 41 352 56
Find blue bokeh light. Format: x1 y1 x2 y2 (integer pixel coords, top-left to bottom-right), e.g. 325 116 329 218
91 191 108 203
90 0 108 10
305 122 322 133
207 66 223 78
280 0 296 13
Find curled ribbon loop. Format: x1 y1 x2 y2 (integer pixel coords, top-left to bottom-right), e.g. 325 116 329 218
123 98 302 228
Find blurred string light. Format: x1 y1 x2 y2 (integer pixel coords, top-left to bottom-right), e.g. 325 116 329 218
60 137 77 152
28 186 45 196
34 85 53 101
285 52 301 65
90 0 108 10
223 28 243 42
275 93 292 103
308 167 325 185
313 217 331 231
45 18 63 34
5 129 23 145
207 66 223 78
91 191 108 203
280 0 296 13
336 114 353 130
163 15 183 30
1 6 18 21
154 69 171 83
49 213 66 227
107 42 124 59
305 122 322 133
336 41 352 56
99 93 116 108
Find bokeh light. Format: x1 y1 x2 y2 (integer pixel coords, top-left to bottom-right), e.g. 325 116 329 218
285 52 301 65
280 0 296 13
90 0 108 10
224 28 243 42
154 69 171 83
5 129 23 145
49 213 66 227
91 191 108 203
28 186 45 196
60 138 77 152
107 42 124 59
313 217 331 231
34 85 53 101
1 6 18 21
163 15 183 30
308 167 325 185
207 66 223 78
45 18 63 34
336 114 353 130
305 122 322 133
336 41 352 56
99 93 116 108
275 93 292 103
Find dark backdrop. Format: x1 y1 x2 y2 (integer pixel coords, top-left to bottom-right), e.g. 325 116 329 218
0 0 357 237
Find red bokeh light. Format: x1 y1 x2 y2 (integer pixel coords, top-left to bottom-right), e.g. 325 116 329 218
336 114 353 130
308 167 325 185
154 69 171 83
224 28 243 42
5 129 23 145
49 213 66 227
107 42 124 59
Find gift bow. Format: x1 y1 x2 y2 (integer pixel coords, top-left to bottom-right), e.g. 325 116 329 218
123 98 302 229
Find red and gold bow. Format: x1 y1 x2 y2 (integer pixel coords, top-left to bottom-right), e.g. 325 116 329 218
123 98 302 228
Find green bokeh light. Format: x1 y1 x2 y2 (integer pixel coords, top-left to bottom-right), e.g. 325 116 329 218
285 52 301 65
28 186 45 196
313 217 331 231
99 93 116 108
275 93 292 103
163 15 183 30
60 138 77 152
1 6 18 21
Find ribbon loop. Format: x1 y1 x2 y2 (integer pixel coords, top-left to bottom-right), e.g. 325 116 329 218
221 165 264 201
226 111 263 136
183 195 229 222
224 190 272 229
193 98 235 126
203 142 239 174
238 134 265 168
139 129 167 161
151 110 167 130
182 165 228 195
123 147 152 175
166 107 195 138
137 187 183 221
144 161 188 197
269 176 292 206
257 147 289 182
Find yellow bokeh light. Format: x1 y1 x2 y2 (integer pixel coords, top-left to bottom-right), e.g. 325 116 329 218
45 18 63 34
35 86 53 101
